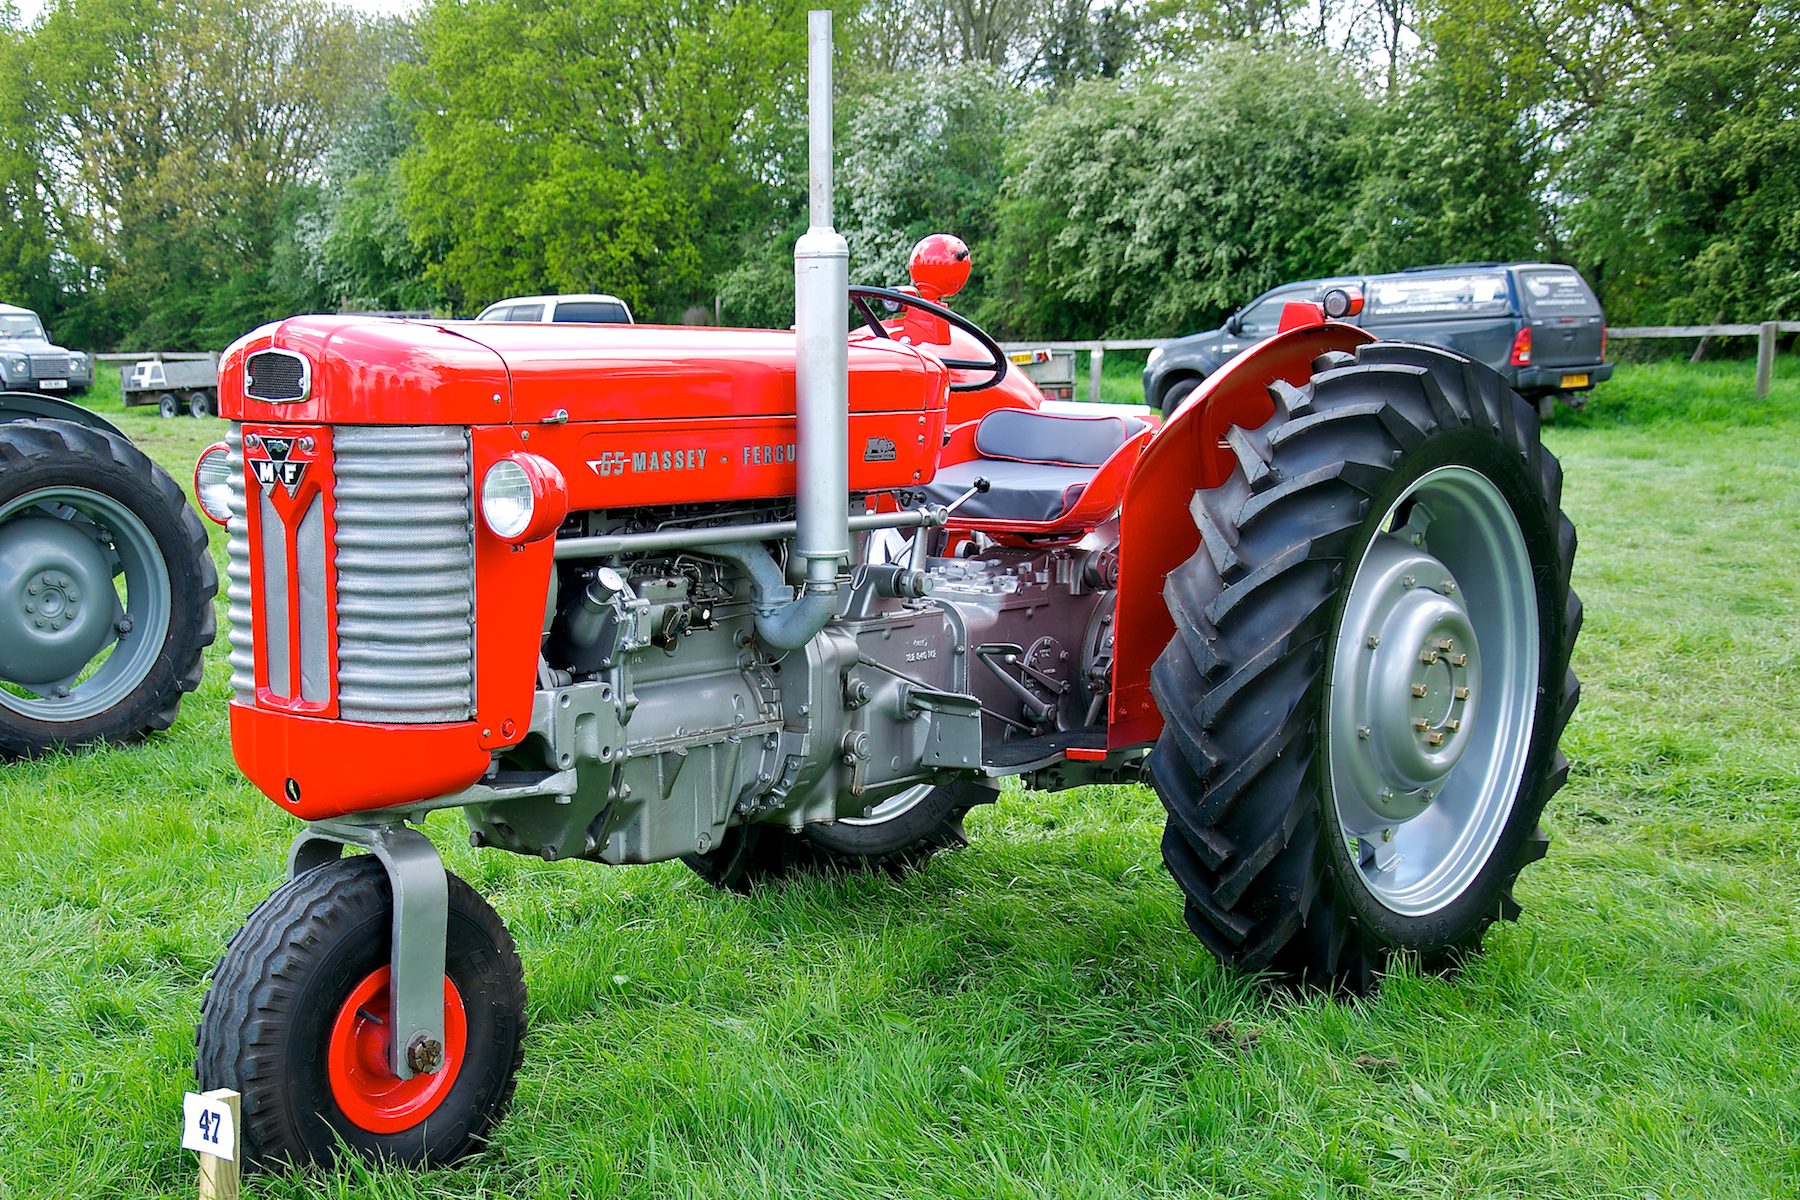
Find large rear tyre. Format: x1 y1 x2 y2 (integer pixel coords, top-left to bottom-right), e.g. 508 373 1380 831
195 855 527 1170
0 419 216 758
1148 342 1580 992
683 785 972 892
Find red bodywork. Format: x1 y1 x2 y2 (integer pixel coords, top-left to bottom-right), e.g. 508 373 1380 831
219 292 1369 816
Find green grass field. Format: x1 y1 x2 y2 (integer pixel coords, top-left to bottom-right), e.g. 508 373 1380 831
1 359 1796 1198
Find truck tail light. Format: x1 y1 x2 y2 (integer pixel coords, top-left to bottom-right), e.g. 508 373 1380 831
194 442 232 524
480 453 567 544
1601 325 1608 359
1509 327 1532 366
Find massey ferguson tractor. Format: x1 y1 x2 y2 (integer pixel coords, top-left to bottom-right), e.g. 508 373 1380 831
190 12 1580 1172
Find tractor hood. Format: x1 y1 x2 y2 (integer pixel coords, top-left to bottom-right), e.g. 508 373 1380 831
218 315 949 426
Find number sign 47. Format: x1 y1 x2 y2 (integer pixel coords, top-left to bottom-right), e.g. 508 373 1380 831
181 1092 236 1161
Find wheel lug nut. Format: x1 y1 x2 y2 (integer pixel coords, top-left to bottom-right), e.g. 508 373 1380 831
1447 719 1460 732
34 617 46 628
1451 653 1467 667
1402 575 1416 589
1426 731 1445 746
1357 725 1371 739
27 583 38 595
1410 533 1423 546
1442 581 1456 595
25 602 34 613
1436 638 1454 651
1382 828 1394 842
1454 686 1469 700
1412 718 1429 731
1419 649 1438 665
1366 635 1380 649
1411 683 1427 697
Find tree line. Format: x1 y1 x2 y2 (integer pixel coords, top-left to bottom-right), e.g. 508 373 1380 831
0 0 1793 350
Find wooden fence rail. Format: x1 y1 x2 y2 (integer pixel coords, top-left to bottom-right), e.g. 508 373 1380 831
1003 319 1794 403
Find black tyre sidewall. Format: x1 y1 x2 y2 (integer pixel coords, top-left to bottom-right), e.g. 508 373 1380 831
1318 426 1567 956
188 391 214 419
1159 376 1203 419
0 421 215 756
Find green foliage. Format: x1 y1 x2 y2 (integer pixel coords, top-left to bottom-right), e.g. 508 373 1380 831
985 47 1371 338
398 0 825 320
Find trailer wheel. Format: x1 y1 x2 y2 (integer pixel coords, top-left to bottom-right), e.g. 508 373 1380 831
1147 342 1580 992
156 392 181 419
683 786 970 892
196 855 527 1170
0 419 216 758
188 390 214 419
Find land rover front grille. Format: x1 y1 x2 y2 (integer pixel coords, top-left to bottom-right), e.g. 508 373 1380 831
30 355 68 378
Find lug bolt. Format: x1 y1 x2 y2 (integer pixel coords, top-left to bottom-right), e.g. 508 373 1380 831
1420 649 1439 665
1357 725 1371 739
1379 787 1394 800
57 576 69 588
117 617 133 635
1382 828 1394 842
1447 719 1460 732
406 1035 445 1075
27 583 38 595
1412 718 1429 731
54 685 70 697
1443 581 1456 595
1436 638 1454 651
1411 683 1428 697
34 617 45 628
25 602 34 613
1426 731 1445 747
1366 635 1380 649
1402 575 1416 589
1451 653 1468 667
65 590 76 602
1454 686 1469 700
1410 533 1423 546
1422 789 1435 803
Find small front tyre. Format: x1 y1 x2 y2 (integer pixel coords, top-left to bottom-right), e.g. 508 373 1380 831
196 855 527 1170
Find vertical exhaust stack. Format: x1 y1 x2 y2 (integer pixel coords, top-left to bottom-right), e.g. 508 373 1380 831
793 8 850 593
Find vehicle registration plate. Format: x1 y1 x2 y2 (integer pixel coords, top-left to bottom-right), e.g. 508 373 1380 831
1560 374 1588 389
39 378 67 390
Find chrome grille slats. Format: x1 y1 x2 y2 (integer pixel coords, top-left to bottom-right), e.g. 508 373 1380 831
331 425 475 723
225 423 255 704
30 355 68 377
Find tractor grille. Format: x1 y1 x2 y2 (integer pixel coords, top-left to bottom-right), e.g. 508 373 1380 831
225 422 476 722
30 355 68 378
332 425 476 723
225 425 255 705
245 349 309 402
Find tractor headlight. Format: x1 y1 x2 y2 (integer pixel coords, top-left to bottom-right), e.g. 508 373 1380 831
194 443 233 525
480 453 567 544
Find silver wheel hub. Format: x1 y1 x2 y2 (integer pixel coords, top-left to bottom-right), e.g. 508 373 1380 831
1327 466 1538 915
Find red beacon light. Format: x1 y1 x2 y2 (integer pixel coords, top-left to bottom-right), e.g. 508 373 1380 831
908 233 971 302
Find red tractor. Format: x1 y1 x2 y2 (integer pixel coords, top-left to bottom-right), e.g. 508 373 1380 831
190 12 1579 1172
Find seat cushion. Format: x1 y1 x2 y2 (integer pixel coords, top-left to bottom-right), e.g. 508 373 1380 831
974 408 1147 467
922 458 1093 525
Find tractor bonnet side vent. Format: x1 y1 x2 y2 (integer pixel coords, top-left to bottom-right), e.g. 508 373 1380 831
332 425 476 724
245 349 311 403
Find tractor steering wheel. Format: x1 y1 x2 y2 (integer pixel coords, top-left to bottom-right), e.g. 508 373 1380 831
848 284 1009 392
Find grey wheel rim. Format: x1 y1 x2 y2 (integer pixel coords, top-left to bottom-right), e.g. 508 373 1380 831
1326 466 1538 916
838 783 935 826
0 487 173 722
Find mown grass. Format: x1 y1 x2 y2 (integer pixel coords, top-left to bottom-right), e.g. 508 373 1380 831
0 360 1796 1197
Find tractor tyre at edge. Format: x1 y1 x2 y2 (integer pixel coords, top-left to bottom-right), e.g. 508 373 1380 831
195 855 528 1170
1147 342 1581 992
683 785 973 892
0 419 216 758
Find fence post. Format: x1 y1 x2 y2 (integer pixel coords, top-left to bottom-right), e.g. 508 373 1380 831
1756 321 1777 399
1088 342 1104 404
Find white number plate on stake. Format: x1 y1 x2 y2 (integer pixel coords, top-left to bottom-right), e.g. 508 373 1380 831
181 1092 236 1160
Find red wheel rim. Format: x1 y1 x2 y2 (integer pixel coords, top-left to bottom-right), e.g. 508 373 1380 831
327 966 468 1134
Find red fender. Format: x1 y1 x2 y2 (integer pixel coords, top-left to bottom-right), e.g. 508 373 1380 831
1107 319 1375 750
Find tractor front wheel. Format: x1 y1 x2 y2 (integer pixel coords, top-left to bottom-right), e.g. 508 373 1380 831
1148 342 1580 991
683 785 972 892
195 855 527 1170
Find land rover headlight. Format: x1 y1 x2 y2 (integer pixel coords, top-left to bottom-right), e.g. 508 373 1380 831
1147 344 1167 371
2 354 25 379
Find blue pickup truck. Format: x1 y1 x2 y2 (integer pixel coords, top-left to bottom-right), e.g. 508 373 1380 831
1143 262 1613 418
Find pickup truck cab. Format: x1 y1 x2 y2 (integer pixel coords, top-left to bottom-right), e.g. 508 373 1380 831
1143 263 1612 417
0 303 93 395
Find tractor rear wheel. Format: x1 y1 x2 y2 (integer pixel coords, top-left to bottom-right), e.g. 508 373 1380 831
0 419 216 758
196 855 527 1170
1147 342 1580 992
683 785 972 892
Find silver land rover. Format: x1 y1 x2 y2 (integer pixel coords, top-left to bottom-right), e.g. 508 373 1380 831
0 303 93 395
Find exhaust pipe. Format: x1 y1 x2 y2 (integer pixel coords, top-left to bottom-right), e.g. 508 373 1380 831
793 9 849 595
761 7 849 650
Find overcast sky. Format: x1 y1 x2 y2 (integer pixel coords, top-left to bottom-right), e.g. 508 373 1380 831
12 0 423 23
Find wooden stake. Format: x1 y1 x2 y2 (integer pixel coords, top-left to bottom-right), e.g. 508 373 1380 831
197 1089 241 1200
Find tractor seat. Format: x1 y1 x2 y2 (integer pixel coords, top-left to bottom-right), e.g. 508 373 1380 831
923 408 1147 525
